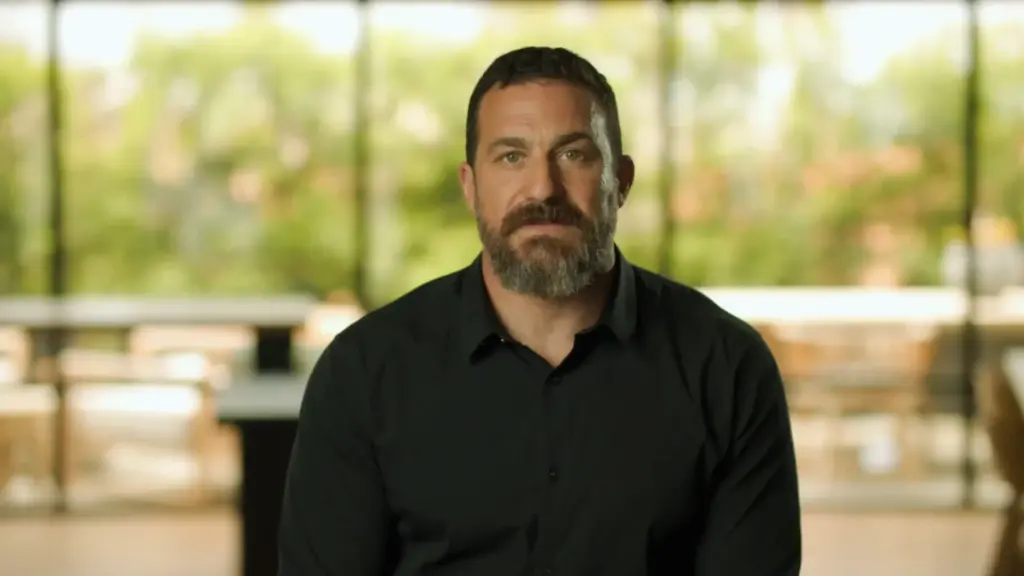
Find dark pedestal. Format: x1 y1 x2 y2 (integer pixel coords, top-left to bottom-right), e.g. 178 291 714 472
231 326 302 576
237 420 298 576
254 327 294 374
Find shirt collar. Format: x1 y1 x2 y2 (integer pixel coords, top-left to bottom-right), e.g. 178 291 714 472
457 247 638 358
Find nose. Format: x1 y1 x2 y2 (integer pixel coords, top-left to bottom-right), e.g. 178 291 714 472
523 156 566 202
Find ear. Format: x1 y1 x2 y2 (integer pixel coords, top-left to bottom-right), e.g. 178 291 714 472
459 162 476 211
616 155 635 207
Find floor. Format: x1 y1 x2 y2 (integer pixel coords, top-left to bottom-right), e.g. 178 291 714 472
0 509 1005 576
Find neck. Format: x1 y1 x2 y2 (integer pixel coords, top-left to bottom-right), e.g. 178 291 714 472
481 255 615 350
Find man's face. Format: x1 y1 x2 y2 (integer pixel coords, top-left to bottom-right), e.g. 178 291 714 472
459 80 634 299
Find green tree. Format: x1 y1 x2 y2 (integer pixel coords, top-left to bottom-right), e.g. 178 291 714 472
978 22 1024 235
670 3 795 286
864 21 1024 284
0 43 44 294
64 12 357 296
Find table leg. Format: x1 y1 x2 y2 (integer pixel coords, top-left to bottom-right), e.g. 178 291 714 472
26 328 72 512
254 327 294 374
238 420 297 576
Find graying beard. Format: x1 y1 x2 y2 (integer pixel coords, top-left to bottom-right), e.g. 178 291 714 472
497 242 600 299
480 186 618 299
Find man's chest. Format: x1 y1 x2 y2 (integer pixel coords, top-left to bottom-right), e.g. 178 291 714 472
371 353 708 547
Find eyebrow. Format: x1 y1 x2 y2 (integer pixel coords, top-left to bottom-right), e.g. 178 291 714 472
485 132 595 155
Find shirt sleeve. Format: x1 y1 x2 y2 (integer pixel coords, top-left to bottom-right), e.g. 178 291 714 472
694 334 802 576
278 332 391 575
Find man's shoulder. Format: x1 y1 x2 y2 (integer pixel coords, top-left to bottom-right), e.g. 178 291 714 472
633 266 769 361
632 268 782 438
327 267 466 357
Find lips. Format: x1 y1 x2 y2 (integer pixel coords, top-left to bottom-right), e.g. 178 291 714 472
521 220 574 228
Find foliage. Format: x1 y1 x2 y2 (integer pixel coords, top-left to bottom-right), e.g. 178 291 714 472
0 4 1020 302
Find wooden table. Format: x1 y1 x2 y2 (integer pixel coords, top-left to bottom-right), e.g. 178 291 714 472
0 296 315 515
0 296 316 376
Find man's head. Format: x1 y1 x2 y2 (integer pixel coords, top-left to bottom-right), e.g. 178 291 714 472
459 47 635 300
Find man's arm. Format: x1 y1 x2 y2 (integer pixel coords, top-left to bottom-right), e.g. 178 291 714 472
695 335 802 576
278 332 391 575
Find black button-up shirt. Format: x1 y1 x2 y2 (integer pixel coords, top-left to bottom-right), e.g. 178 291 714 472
279 253 801 575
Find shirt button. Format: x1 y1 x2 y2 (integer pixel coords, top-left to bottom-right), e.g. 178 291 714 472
547 374 561 385
548 467 559 482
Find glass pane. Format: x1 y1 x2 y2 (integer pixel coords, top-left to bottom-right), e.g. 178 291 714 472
671 3 970 508
62 3 356 297
47 1 355 511
366 0 662 305
974 1 1024 508
0 0 53 513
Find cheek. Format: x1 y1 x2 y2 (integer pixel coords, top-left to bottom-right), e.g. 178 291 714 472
472 188 507 225
477 174 520 213
565 172 608 212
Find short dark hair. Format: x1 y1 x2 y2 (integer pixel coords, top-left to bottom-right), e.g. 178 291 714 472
464 46 623 167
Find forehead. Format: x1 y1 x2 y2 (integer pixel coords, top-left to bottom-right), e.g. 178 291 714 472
477 80 598 137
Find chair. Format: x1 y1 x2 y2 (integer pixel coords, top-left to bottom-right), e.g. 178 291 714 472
58 347 218 505
129 326 254 501
0 328 50 502
976 349 1024 576
129 325 253 386
769 322 939 480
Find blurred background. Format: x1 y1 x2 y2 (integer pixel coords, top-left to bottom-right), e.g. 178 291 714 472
0 0 1023 575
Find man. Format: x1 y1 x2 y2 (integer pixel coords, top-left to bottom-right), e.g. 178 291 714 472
279 46 802 575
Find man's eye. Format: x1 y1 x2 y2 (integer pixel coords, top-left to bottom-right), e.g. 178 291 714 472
563 149 585 161
501 152 523 164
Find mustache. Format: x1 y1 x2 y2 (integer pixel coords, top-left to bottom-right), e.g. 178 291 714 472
500 198 587 237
